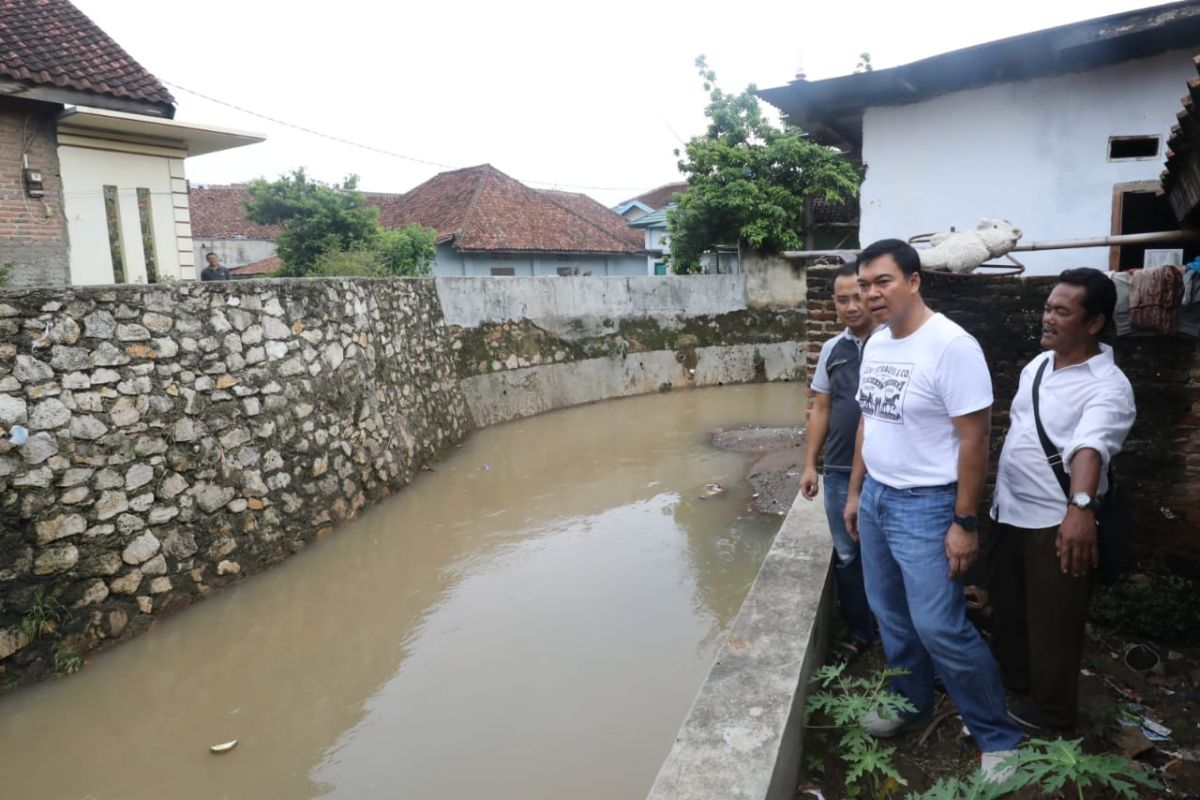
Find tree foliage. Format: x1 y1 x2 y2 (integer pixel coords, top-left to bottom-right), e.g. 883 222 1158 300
668 56 860 273
243 170 435 277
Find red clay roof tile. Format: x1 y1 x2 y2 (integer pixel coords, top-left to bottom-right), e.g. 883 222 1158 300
0 0 174 110
379 165 642 255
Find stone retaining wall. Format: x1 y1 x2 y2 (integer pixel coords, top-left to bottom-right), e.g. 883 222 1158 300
0 278 471 686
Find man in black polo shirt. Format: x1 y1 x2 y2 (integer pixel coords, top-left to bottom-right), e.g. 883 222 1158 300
801 262 876 661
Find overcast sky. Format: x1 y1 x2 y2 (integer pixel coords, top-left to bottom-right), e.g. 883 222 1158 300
73 0 1160 206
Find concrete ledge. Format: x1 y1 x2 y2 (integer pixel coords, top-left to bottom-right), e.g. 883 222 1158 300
458 342 804 427
645 493 833 800
436 275 748 327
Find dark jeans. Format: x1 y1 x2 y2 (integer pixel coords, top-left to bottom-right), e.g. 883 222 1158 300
987 522 1092 729
821 470 875 644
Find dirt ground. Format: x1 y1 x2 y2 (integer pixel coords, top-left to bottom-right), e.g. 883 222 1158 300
710 425 805 515
798 604 1200 799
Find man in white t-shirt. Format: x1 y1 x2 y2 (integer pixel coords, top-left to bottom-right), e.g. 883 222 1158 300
843 239 1022 781
989 268 1135 732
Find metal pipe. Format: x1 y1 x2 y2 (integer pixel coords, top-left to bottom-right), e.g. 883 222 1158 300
1010 230 1200 252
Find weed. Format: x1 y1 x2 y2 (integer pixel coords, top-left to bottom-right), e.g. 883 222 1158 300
0 261 11 287
53 650 83 676
1089 570 1199 645
20 591 66 641
805 663 916 797
906 737 1159 800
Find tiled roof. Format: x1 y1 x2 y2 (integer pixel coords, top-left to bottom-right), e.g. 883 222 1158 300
379 164 643 255
189 184 403 240
618 182 688 212
0 0 174 110
189 185 282 240
541 189 643 250
230 255 281 276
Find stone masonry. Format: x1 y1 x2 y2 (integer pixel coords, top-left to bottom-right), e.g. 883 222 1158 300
0 278 471 686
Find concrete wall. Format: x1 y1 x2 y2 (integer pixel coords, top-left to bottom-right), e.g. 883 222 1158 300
806 266 1200 571
0 278 471 686
433 244 647 277
194 238 277 269
437 273 806 427
860 49 1195 275
646 495 832 800
0 100 70 288
57 145 189 285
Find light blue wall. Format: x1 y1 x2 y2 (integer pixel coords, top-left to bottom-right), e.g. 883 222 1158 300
432 244 646 277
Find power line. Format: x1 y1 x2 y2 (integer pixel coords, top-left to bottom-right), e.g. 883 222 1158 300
162 79 659 196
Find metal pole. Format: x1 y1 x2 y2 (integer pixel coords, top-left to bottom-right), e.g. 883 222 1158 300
1010 229 1200 252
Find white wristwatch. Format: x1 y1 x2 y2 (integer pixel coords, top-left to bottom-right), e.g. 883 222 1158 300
1069 492 1098 512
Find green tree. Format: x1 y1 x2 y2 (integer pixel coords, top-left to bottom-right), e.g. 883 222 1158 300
668 56 860 273
376 224 437 277
244 169 381 276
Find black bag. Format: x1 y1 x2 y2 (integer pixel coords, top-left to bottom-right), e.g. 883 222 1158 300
1031 358 1129 585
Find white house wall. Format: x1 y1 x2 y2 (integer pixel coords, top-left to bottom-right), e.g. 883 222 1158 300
58 145 186 285
433 244 646 277
195 238 278 268
859 49 1194 274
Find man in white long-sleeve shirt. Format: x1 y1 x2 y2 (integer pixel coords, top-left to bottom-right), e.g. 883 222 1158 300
989 267 1136 732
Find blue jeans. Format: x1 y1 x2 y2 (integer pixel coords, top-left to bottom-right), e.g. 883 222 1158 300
822 470 875 644
858 475 1022 752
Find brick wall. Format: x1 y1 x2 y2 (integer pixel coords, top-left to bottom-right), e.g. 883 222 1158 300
805 267 1200 572
0 99 70 288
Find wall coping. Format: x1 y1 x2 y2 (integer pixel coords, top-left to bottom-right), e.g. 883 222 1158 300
645 494 833 800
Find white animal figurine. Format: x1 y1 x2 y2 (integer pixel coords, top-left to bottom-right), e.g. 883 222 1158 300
918 218 1023 273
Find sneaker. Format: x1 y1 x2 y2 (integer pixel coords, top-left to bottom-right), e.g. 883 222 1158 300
980 749 1019 784
863 708 928 738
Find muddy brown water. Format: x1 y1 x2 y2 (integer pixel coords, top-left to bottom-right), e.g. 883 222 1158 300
0 383 804 800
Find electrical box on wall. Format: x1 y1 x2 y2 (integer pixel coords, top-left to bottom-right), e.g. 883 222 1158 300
23 168 44 198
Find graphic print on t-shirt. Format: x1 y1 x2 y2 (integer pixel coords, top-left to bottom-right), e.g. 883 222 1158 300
858 361 913 424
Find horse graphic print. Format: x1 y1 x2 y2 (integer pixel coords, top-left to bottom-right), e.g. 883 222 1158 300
858 362 913 424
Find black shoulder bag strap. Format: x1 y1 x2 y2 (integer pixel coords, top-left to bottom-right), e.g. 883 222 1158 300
1031 357 1072 499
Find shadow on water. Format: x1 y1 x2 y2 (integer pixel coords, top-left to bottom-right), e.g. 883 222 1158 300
0 383 803 800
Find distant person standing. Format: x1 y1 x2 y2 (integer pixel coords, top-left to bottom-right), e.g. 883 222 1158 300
844 239 1022 783
201 251 231 282
800 263 876 663
988 268 1135 732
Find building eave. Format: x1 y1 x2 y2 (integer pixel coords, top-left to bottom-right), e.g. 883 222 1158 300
759 0 1200 154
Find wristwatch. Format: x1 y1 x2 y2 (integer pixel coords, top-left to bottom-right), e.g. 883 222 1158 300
1070 492 1098 512
953 514 978 533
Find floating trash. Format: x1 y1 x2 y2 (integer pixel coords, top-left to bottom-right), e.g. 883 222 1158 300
209 739 238 754
697 483 725 499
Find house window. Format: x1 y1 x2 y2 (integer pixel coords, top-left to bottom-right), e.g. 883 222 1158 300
654 261 668 275
102 185 126 283
490 267 515 277
136 188 159 284
1108 136 1159 160
556 266 578 277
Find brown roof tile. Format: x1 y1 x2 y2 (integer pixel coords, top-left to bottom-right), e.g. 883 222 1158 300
230 255 281 276
379 165 642 254
0 0 174 110
190 184 403 240
619 182 688 212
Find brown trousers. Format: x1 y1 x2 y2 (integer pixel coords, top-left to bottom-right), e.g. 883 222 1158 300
987 523 1092 729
